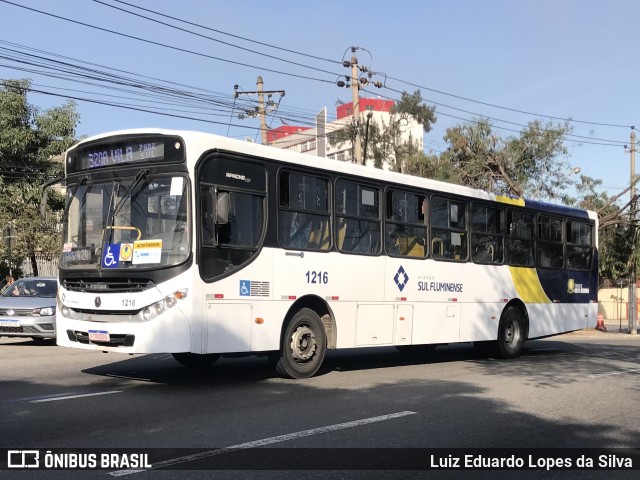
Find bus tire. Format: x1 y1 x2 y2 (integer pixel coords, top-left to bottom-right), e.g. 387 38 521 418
172 352 220 368
495 306 526 359
275 308 326 379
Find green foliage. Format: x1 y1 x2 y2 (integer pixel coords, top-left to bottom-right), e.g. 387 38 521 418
390 90 436 133
439 118 571 198
327 89 436 172
0 79 79 276
565 175 630 280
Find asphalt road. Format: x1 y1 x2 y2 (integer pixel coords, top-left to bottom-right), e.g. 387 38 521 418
1 331 640 480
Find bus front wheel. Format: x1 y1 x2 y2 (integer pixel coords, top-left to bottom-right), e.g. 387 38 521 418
495 306 526 359
275 308 327 379
172 352 220 368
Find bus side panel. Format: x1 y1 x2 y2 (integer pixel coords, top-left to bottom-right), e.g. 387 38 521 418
205 303 252 353
355 303 394 345
527 303 565 338
412 302 460 344
271 250 385 349
459 303 500 342
458 264 516 342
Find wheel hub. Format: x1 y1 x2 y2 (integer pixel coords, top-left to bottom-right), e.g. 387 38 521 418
505 321 517 347
290 325 317 362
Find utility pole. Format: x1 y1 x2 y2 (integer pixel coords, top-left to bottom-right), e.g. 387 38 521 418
629 126 637 335
234 77 285 145
350 53 362 164
336 47 383 165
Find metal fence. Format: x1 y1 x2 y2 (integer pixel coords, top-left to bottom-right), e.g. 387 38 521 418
19 255 58 277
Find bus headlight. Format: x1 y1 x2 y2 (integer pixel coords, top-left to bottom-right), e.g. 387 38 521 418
139 289 188 321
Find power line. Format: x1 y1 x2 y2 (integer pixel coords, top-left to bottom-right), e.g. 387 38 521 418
0 2 632 152
0 0 337 84
93 0 343 78
380 73 633 129
363 87 628 148
0 45 336 128
109 0 341 65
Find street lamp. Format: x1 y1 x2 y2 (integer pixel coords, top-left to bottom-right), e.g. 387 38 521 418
560 166 581 182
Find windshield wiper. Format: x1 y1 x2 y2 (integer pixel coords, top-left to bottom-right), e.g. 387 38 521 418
113 169 150 217
60 175 88 224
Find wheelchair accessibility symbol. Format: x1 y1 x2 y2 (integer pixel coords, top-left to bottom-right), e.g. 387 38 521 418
239 280 251 296
102 244 121 268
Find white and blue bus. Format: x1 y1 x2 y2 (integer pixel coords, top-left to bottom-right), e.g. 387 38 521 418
54 129 598 378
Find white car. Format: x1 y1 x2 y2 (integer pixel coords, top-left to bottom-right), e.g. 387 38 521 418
0 276 58 342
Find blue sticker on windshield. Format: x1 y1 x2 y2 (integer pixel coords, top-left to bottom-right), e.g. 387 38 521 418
102 244 121 268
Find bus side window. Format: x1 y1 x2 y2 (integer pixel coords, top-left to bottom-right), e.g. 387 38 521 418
278 171 330 251
336 180 380 255
566 221 593 270
385 190 428 258
506 210 534 266
431 197 466 261
471 203 504 264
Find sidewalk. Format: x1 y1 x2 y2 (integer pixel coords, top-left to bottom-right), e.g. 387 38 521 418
567 317 640 337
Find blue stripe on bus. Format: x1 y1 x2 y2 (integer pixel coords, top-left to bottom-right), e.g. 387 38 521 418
523 199 591 219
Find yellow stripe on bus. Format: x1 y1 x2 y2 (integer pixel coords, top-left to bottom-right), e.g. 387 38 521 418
495 195 525 206
509 266 551 303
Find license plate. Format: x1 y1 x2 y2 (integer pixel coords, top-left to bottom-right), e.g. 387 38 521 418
88 330 110 342
0 319 19 327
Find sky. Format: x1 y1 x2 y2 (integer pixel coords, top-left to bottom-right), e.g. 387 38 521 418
0 0 639 201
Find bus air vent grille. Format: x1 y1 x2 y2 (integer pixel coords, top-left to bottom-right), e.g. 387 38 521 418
62 278 155 293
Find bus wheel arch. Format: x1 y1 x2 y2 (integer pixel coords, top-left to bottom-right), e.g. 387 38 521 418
282 295 336 349
275 296 334 379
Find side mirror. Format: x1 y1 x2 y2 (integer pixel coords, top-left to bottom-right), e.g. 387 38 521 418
215 192 230 225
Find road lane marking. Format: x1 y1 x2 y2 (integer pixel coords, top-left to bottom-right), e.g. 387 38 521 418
105 373 153 382
6 392 88 403
30 391 122 403
109 410 418 476
588 368 640 378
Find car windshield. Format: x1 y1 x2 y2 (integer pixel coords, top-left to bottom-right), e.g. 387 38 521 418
2 279 58 298
60 173 190 270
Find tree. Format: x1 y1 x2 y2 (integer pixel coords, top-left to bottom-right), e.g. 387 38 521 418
568 174 638 282
328 89 436 172
439 118 572 199
0 79 79 276
570 176 625 280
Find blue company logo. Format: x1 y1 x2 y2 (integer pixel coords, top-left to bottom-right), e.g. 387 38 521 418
394 266 409 292
239 280 251 296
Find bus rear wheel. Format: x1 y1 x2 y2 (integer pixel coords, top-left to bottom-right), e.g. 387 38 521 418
495 306 526 359
275 308 326 379
172 352 220 368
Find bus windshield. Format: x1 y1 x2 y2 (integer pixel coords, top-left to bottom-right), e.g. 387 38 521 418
60 173 190 270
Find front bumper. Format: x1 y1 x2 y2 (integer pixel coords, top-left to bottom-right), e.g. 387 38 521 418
0 316 56 339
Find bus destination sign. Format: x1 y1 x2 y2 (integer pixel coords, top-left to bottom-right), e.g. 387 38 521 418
81 142 164 170
67 135 184 173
